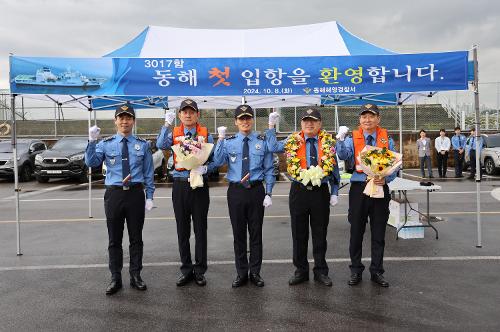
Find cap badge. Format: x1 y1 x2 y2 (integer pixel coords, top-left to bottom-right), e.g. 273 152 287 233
185 100 192 104
240 106 248 111
307 109 313 114
121 105 128 111
365 104 373 109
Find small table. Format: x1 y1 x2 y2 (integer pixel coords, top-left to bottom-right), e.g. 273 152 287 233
388 177 441 239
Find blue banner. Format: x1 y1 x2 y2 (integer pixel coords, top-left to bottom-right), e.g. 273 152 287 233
10 51 468 96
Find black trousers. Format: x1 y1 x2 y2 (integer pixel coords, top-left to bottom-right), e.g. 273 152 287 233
104 187 145 280
172 179 209 276
348 182 390 275
436 151 449 177
289 182 330 276
453 150 464 176
227 182 265 277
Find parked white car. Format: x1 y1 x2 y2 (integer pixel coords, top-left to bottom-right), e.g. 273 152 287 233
465 133 500 175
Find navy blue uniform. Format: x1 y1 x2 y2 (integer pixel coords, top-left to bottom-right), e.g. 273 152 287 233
213 132 275 277
86 134 154 280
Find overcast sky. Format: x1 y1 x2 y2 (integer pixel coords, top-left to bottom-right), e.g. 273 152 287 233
1 0 499 106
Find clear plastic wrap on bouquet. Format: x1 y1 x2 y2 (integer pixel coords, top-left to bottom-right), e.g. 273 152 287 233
356 145 402 198
171 137 214 189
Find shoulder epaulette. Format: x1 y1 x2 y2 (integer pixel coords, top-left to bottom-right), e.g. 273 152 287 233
136 137 147 142
257 134 265 140
103 136 114 142
226 135 236 140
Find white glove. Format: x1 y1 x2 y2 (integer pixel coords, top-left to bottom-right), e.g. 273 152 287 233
194 165 208 175
336 126 349 141
88 125 101 142
268 112 281 126
145 199 154 211
263 195 272 207
217 126 227 139
329 195 338 207
164 110 176 126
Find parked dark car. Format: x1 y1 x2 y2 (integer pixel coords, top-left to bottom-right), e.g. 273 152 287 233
34 136 88 183
0 139 47 182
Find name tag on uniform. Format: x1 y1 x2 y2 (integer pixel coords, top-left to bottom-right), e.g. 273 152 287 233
422 147 426 151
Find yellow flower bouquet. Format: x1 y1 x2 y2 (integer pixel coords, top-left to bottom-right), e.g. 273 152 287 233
357 146 402 198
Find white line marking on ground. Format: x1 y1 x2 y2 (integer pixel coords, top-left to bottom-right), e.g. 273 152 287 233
1 256 499 272
0 190 494 203
491 188 500 201
1 179 102 200
0 210 499 224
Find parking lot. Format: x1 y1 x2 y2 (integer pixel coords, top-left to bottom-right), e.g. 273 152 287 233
1 168 500 331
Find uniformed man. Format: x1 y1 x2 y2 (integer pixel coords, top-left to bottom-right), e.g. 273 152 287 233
85 103 155 295
156 99 216 287
451 126 466 178
336 103 398 288
213 104 275 288
465 128 484 179
267 108 340 287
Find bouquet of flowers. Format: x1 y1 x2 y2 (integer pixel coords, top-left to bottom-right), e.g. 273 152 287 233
171 135 213 189
357 146 402 198
284 130 337 187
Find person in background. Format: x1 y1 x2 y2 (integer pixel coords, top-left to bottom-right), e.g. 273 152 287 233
466 128 484 179
451 126 466 178
434 128 451 178
416 129 433 178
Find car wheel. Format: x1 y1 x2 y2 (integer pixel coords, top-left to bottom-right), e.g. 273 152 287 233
19 164 32 182
36 175 49 183
484 158 498 175
77 173 88 183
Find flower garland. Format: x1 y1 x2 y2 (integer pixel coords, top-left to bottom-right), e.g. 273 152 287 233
284 130 337 181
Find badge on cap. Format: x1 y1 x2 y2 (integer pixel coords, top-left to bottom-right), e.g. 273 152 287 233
240 106 248 111
135 144 141 151
121 105 129 111
365 104 373 109
307 109 313 114
185 100 192 104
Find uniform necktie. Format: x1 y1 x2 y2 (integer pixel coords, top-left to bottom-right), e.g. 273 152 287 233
471 137 475 150
366 135 374 146
186 131 192 139
122 137 131 183
307 137 318 167
242 136 250 187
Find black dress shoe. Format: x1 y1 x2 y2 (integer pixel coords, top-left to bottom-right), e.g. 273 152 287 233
106 279 122 295
371 273 389 287
249 273 265 287
176 272 194 287
130 275 147 291
288 273 309 286
232 274 248 288
314 273 332 287
348 273 362 286
194 273 207 286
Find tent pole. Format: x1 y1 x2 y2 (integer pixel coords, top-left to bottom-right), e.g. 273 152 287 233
11 94 22 256
87 96 94 219
398 95 403 177
473 46 482 248
334 105 339 132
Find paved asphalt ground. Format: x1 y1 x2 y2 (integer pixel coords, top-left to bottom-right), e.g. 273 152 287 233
0 168 500 331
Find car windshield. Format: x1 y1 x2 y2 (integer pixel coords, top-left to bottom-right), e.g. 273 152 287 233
486 136 500 148
0 141 28 153
51 138 88 151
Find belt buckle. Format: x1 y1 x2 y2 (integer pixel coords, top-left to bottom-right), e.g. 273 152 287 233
306 185 313 191
123 186 130 191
